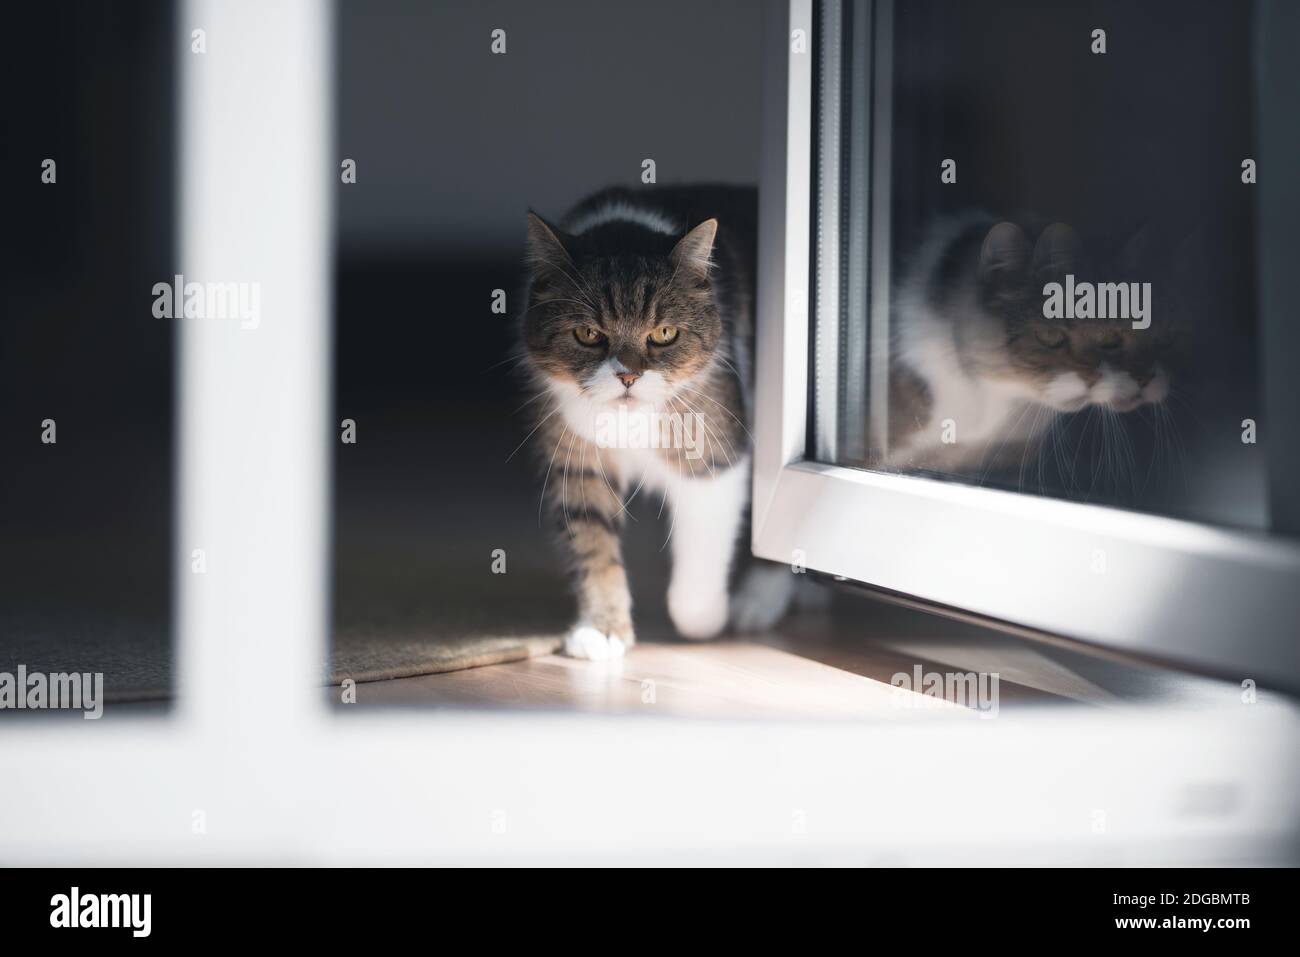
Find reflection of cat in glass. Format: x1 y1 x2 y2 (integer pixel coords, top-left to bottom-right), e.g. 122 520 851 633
885 213 1174 478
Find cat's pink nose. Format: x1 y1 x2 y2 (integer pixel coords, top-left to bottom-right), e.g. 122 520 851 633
616 371 641 389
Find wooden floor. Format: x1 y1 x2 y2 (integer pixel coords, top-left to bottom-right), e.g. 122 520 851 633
331 593 1247 719
334 639 975 719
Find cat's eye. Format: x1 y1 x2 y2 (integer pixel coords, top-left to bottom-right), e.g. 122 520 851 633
573 325 606 346
1034 326 1066 348
648 324 679 346
1099 332 1123 350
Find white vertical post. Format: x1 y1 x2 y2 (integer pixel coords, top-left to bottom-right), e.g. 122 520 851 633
753 0 813 543
177 0 333 731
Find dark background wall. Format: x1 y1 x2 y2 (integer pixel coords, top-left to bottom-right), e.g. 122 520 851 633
336 0 763 260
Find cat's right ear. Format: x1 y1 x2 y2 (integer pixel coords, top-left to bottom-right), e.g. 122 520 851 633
1031 223 1085 279
979 222 1030 282
525 211 571 275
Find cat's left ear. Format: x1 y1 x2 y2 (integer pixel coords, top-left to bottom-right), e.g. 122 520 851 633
671 219 718 279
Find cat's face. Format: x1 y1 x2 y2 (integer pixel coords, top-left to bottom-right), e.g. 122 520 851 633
974 222 1172 413
522 213 721 414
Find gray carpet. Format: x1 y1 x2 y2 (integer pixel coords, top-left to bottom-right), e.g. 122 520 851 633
0 405 677 704
329 553 573 684
0 610 566 705
0 558 572 703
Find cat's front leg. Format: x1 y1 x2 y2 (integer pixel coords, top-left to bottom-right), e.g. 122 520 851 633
546 436 635 660
667 456 749 640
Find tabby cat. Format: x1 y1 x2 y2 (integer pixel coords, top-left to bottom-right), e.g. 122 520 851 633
520 186 791 659
887 212 1173 473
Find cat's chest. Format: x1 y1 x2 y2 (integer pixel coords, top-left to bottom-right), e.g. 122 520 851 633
607 445 677 493
556 401 675 491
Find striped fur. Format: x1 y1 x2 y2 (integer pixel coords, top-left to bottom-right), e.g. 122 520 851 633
518 186 759 655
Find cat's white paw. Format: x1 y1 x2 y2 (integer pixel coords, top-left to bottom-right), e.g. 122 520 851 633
668 581 729 640
730 564 797 633
562 625 627 660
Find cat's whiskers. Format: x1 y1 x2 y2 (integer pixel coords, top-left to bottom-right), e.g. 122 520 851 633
677 395 736 469
483 349 529 374
1087 407 1113 500
1114 409 1136 497
1069 406 1099 493
537 423 570 527
614 460 651 519
591 439 631 522
1049 412 1073 495
507 402 564 462
559 431 579 532
710 352 746 389
656 459 671 520
1018 404 1048 491
1091 409 1113 495
512 389 552 416
1113 408 1140 499
681 374 754 434
668 393 736 473
698 420 734 469
1095 410 1111 492
660 452 685 552
567 390 637 521
662 395 712 478
641 398 676 521
566 397 642 517
976 398 1034 487
1034 408 1058 492
579 436 590 521
676 380 754 444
